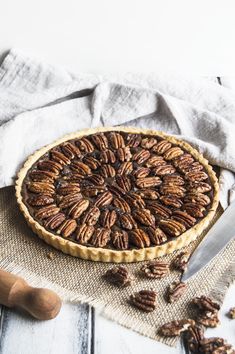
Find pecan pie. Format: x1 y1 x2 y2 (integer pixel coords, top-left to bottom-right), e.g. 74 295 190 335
15 126 219 262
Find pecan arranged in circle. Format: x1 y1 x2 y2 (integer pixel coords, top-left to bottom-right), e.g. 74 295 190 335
100 149 116 164
94 191 113 208
132 208 155 226
91 133 108 150
51 150 71 166
185 170 208 182
27 194 54 206
57 183 80 196
100 164 116 178
105 266 133 287
120 213 138 230
117 161 133 175
147 201 172 219
70 161 91 175
90 227 111 247
61 142 81 159
58 193 83 209
83 156 101 170
146 227 168 245
75 224 94 244
34 204 60 220
27 181 55 195
164 147 184 160
29 170 57 183
187 181 212 193
135 189 159 200
159 219 186 237
136 177 162 189
134 167 150 178
68 199 89 218
116 175 132 191
172 210 196 228
141 137 157 149
145 155 166 168
141 260 170 279
109 132 125 149
56 219 77 237
126 133 141 147
38 160 63 174
183 202 205 218
113 196 131 213
130 290 157 312
116 146 132 162
111 230 129 250
163 174 185 185
160 184 186 198
76 137 94 153
129 229 150 248
81 206 101 226
100 209 117 228
44 212 66 230
132 149 151 164
125 192 146 208
152 140 172 154
153 164 176 176
160 195 183 209
184 192 211 206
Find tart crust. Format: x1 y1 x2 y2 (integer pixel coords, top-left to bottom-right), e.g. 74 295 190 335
15 126 219 263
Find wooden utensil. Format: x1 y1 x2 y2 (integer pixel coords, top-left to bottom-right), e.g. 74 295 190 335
0 269 62 320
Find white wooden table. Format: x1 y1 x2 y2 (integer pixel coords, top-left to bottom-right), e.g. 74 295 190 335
1 1 235 351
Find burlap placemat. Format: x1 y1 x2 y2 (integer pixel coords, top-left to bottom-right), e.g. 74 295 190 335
0 186 235 346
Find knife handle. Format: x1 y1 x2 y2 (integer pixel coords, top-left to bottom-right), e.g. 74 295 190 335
0 269 62 320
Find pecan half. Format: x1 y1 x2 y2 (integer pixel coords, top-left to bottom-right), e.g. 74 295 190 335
135 189 159 200
187 181 212 193
61 142 81 159
182 161 204 174
153 165 176 176
147 201 172 218
56 219 77 237
27 194 54 206
185 171 208 182
184 192 211 206
82 185 107 197
160 195 183 209
129 229 150 248
81 206 101 226
183 202 205 218
117 161 133 175
27 181 55 195
136 177 162 189
44 212 66 230
163 174 185 186
111 230 129 250
130 290 157 312
152 140 172 154
141 260 170 279
100 209 117 228
34 204 60 220
159 319 195 337
141 137 157 149
29 170 57 183
51 150 71 165
105 266 133 286
68 199 89 218
76 137 94 153
89 227 111 247
184 325 204 354
168 281 187 303
192 296 220 313
94 191 113 208
172 210 196 228
159 219 186 237
132 149 151 164
199 337 233 354
145 155 167 168
58 193 83 209
132 208 155 226
160 184 186 198
100 164 116 178
173 153 194 171
173 251 190 271
38 159 63 174
113 196 131 213
120 213 138 230
57 183 80 196
146 227 168 245
100 149 116 164
229 307 235 319
134 167 150 178
116 147 132 162
109 132 125 149
164 147 184 160
70 161 91 175
125 192 146 208
108 184 126 197
126 133 141 147
197 311 220 328
83 156 101 170
91 133 108 150
87 174 105 186
116 175 132 192
75 224 94 244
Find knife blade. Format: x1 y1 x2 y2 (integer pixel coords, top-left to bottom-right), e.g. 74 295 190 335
181 201 235 282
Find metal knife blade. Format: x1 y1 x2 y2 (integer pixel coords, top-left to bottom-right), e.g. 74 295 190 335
181 201 235 282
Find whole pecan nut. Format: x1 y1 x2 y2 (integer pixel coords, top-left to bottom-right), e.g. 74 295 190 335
184 325 204 353
113 196 131 213
130 290 157 312
117 161 133 175
44 212 66 230
100 149 116 164
160 195 183 209
185 171 208 182
160 184 186 198
173 251 190 271
38 159 63 174
187 181 212 193
126 133 142 147
57 183 80 196
58 193 83 209
134 167 150 178
83 156 101 170
76 137 94 153
153 165 176 176
100 164 116 178
135 189 159 200
164 147 184 160
51 150 71 165
61 142 81 159
27 181 55 195
192 296 220 313
163 174 185 185
70 161 91 175
116 175 132 191
82 186 107 197
147 201 172 218
125 192 146 208
27 194 54 206
141 137 157 149
184 192 211 206
145 155 166 168
91 133 109 150
120 213 138 230
87 174 105 186
29 170 57 183
132 149 151 164
183 202 205 218
116 146 132 162
172 210 196 228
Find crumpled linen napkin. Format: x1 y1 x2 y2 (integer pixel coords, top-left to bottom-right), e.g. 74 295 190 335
0 49 235 208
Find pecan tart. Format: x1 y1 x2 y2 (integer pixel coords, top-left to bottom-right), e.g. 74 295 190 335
15 126 219 262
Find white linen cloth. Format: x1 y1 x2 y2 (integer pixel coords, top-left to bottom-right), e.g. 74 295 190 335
0 49 235 208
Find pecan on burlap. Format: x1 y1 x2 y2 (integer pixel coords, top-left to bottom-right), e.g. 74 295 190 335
141 260 170 279
167 281 187 303
199 337 234 354
173 251 190 271
197 311 220 328
184 324 205 353
130 290 157 312
105 266 133 287
192 296 220 313
159 319 195 337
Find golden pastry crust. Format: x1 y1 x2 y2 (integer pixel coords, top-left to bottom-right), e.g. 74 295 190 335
15 126 219 263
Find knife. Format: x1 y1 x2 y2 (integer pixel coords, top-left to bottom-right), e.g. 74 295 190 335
181 201 235 282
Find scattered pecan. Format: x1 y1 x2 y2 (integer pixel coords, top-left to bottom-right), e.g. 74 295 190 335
58 193 83 209
111 230 129 250
29 170 57 183
160 195 183 208
76 137 94 153
173 251 190 271
94 191 113 208
61 142 81 159
57 183 80 196
153 165 176 176
183 202 205 218
91 133 109 150
130 290 157 312
146 227 168 245
197 311 220 328
163 174 185 186
132 149 151 164
147 201 172 218
100 164 116 178
70 161 91 175
89 227 111 247
51 150 71 165
129 229 150 248
100 209 117 228
125 192 146 208
164 147 184 160
87 174 105 186
192 296 220 313
132 208 155 226
145 155 167 168
187 181 212 193
34 204 60 220
117 161 133 175
184 192 211 206
160 184 186 198
199 337 233 354
172 210 196 228
184 324 204 353
83 156 101 170
68 199 90 218
27 194 54 206
134 167 150 178
185 171 208 182
141 260 170 279
82 185 107 197
159 219 186 237
120 213 138 230
126 133 142 147
141 137 157 149
81 206 101 226
56 219 77 237
105 266 133 287
135 189 159 200
100 149 116 164
167 282 187 303
159 319 195 337
228 307 235 319
38 159 63 174
27 181 55 195
116 146 132 162
116 175 132 191
75 224 94 244
136 176 162 189
152 140 172 154
44 212 66 230
113 196 131 213
109 132 125 149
